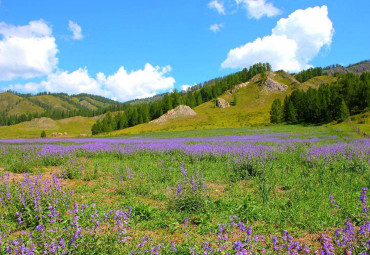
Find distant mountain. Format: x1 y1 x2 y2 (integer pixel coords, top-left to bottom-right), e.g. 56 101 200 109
323 60 370 75
0 92 121 126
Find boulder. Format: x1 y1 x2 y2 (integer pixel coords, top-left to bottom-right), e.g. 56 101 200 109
216 98 230 108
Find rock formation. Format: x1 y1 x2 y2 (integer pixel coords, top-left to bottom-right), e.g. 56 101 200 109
151 105 197 124
216 98 230 108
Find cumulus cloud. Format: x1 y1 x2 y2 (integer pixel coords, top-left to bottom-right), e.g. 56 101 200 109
0 20 58 80
221 5 334 72
209 23 224 33
68 20 83 40
208 0 226 15
236 0 281 19
8 64 176 102
101 64 175 102
181 85 192 92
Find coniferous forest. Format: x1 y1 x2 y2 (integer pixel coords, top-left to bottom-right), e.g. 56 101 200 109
270 72 370 124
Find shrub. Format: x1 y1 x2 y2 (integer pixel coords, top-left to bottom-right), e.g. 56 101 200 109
168 162 209 212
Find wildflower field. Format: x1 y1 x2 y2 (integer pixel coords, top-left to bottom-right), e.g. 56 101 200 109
0 129 369 254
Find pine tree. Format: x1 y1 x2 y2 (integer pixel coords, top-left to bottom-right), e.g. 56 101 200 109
40 130 46 138
337 99 350 122
270 99 283 123
286 101 298 124
233 94 238 106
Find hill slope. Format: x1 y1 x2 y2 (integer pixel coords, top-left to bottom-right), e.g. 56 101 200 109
0 92 120 126
0 116 96 138
324 60 370 75
106 71 304 136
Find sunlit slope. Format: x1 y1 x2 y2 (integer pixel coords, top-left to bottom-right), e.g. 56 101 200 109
0 116 95 138
108 72 300 136
0 92 22 109
0 92 118 120
31 95 79 112
6 99 45 116
330 111 370 135
302 75 337 89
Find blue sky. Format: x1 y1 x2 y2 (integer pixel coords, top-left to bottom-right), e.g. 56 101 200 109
0 0 369 102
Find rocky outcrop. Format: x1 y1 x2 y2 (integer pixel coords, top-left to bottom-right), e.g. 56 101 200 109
231 82 249 94
26 118 59 129
262 77 288 92
151 105 196 124
216 98 230 108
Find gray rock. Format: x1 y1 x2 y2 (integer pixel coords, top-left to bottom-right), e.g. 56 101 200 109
216 98 230 108
262 77 288 92
231 82 249 94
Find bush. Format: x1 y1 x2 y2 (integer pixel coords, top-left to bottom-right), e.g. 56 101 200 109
40 130 46 138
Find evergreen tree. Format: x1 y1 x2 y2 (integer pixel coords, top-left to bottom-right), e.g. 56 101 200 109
40 130 46 138
337 99 350 122
286 101 298 124
233 94 238 106
270 99 283 124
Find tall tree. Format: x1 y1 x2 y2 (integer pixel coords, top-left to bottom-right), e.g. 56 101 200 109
337 99 350 122
270 99 284 124
286 101 298 124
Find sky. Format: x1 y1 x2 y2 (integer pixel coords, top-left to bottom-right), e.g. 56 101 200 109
0 0 369 102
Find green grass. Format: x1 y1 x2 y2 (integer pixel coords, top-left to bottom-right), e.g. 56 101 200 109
302 75 337 89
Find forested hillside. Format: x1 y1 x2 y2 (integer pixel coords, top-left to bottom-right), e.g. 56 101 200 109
270 72 370 124
91 63 271 134
0 92 121 126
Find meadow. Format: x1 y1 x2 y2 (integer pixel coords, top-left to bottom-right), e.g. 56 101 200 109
0 127 369 254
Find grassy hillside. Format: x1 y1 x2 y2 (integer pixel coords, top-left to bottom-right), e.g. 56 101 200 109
31 95 79 112
324 60 370 75
0 116 96 138
0 92 22 109
302 75 337 89
106 72 300 136
6 99 45 116
104 70 368 137
0 92 121 126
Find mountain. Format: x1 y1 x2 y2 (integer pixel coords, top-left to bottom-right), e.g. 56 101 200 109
0 92 120 126
323 60 370 75
105 71 326 136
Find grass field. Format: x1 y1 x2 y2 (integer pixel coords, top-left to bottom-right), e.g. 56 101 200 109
0 126 368 254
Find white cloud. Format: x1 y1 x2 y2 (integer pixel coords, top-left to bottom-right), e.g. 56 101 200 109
102 64 175 102
8 64 176 102
236 0 281 19
68 20 83 40
222 5 334 72
209 23 224 33
181 85 192 92
208 0 226 15
0 20 58 80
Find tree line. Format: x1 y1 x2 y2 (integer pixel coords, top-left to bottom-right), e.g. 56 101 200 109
92 63 271 134
271 72 370 124
294 67 323 83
